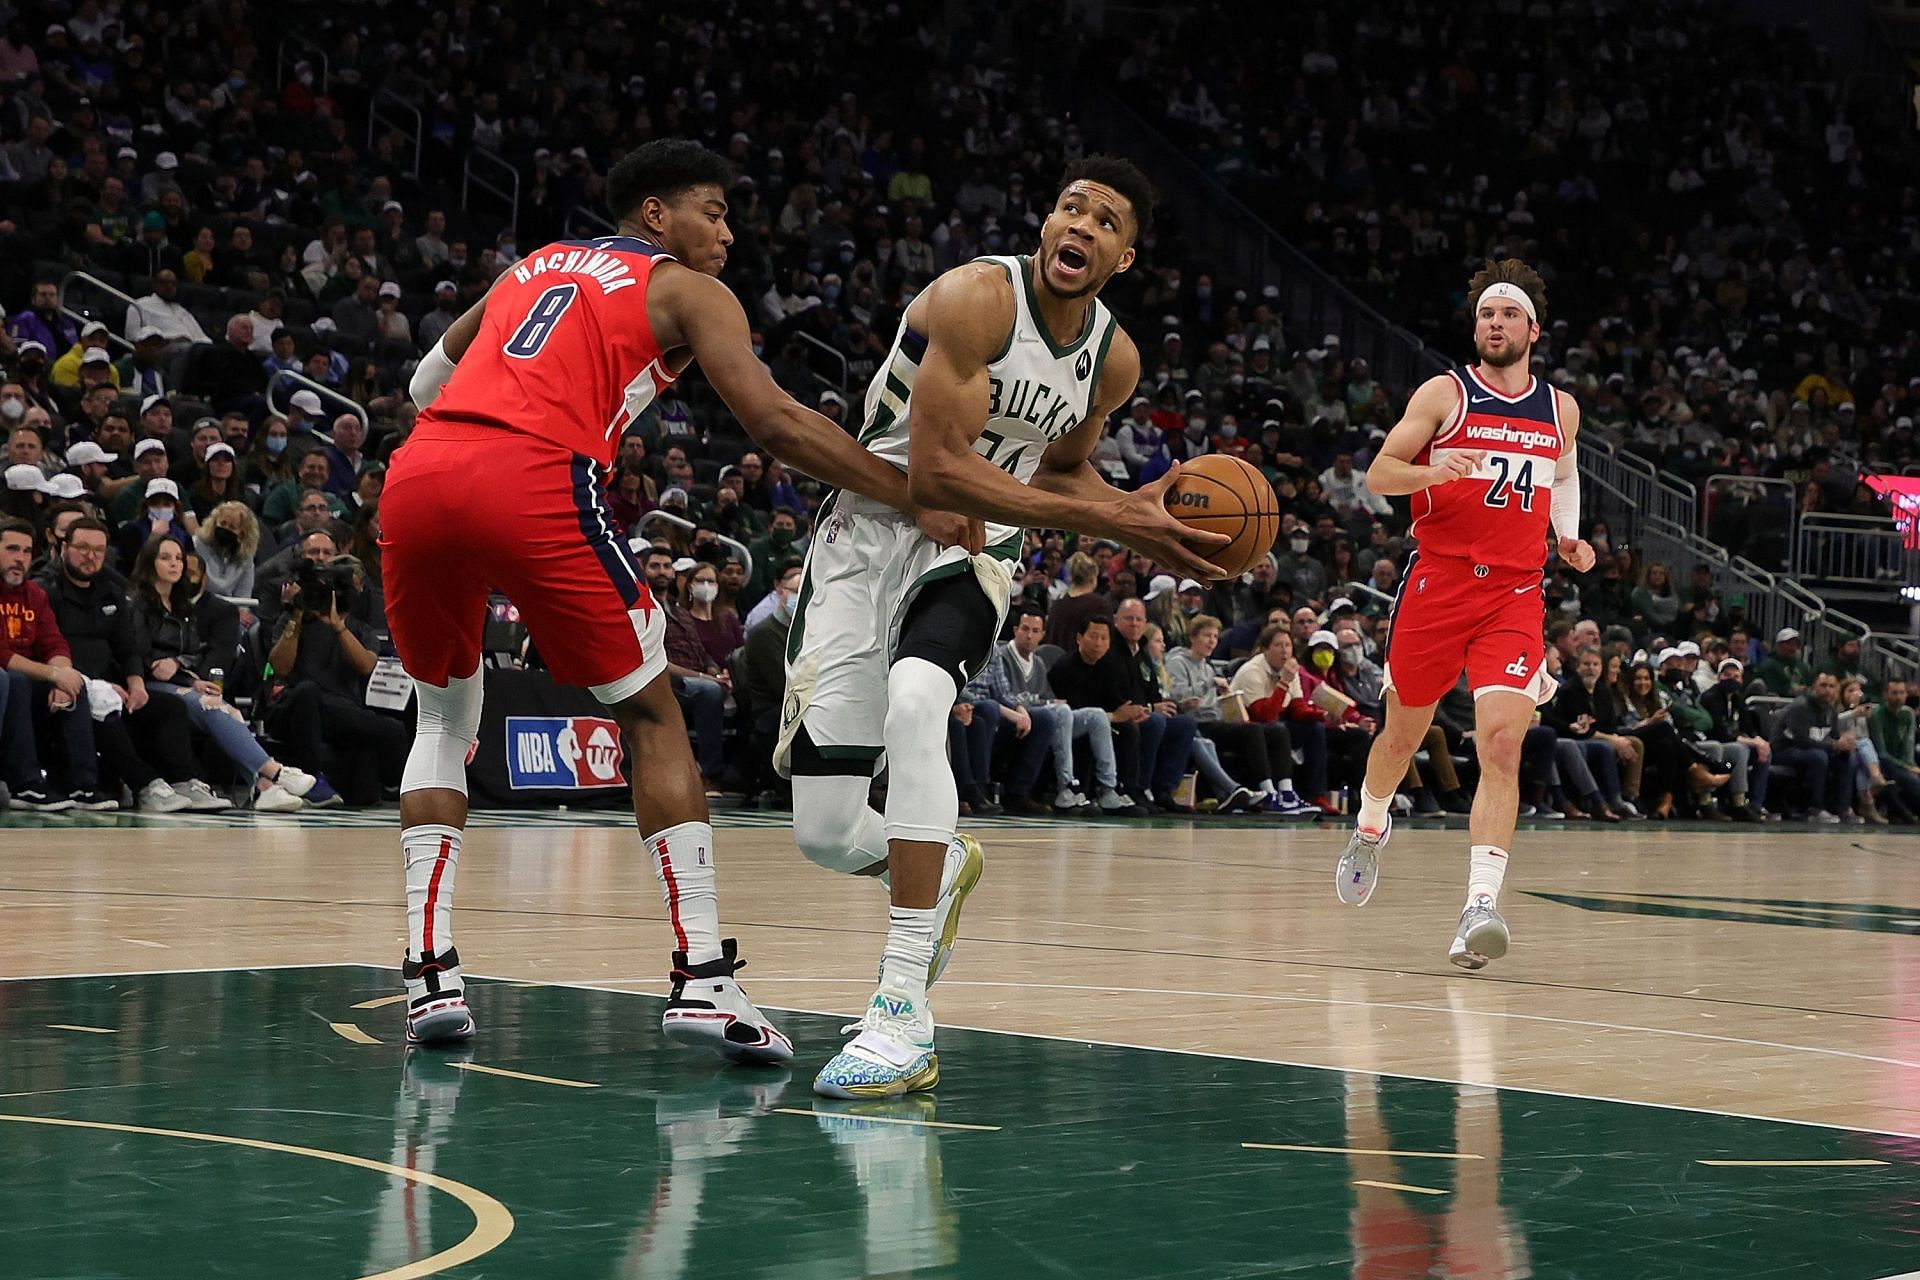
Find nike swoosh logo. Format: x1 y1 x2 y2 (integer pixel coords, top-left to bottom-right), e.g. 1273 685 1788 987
1470 395 1495 404
1514 583 1535 594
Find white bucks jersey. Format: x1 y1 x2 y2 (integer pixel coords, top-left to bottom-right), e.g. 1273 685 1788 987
857 254 1120 555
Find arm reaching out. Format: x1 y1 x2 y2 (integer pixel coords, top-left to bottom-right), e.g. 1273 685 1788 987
653 265 973 544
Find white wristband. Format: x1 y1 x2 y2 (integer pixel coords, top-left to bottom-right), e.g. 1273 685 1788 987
409 339 457 408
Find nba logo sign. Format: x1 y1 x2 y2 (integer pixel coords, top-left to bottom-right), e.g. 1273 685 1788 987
505 717 627 790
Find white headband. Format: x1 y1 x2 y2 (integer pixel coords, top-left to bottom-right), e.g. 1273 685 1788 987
1478 281 1537 323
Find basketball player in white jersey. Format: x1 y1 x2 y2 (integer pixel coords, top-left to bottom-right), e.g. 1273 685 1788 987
782 157 1226 1098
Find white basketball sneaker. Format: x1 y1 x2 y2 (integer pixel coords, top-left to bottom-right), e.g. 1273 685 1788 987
1448 895 1511 970
813 975 938 1100
1335 812 1391 906
661 938 794 1066
928 834 985 985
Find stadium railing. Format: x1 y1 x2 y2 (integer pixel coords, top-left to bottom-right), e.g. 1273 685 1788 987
1578 438 1698 538
631 511 754 580
266 370 368 431
57 271 137 356
274 34 330 93
368 87 424 178
462 148 520 231
1794 511 1914 590
792 332 850 395
1075 87 1445 397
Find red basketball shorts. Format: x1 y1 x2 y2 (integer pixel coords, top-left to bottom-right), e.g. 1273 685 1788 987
1382 551 1548 709
380 426 664 700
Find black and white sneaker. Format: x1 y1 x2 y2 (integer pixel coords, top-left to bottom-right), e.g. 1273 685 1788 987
67 789 119 811
662 938 793 1065
10 786 74 812
402 948 475 1046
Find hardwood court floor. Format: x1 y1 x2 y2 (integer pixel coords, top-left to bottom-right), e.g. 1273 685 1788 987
1 810 1917 1278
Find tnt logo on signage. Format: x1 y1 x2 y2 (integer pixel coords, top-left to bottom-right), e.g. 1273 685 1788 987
505 717 626 790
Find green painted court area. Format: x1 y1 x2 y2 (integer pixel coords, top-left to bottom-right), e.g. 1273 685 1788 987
1 967 1916 1279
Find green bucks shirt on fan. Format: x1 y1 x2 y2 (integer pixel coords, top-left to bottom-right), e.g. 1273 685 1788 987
857 254 1120 555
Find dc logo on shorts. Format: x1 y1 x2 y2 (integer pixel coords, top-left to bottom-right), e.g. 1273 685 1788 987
1504 651 1531 677
506 716 626 789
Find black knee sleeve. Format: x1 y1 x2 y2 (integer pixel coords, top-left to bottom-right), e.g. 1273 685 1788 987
892 571 999 691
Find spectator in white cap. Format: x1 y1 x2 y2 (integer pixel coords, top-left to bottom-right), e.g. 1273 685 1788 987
419 279 461 351
65 440 118 499
72 346 118 402
374 282 411 345
49 319 117 390
1755 627 1814 696
816 387 846 425
124 268 209 347
114 476 191 569
112 438 172 523
137 393 174 448
283 388 324 437
2 463 53 522
43 474 84 501
118 324 170 399
140 150 181 205
185 440 242 527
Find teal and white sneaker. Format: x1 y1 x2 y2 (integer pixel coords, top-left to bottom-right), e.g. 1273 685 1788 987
1335 812 1390 906
929 834 984 985
813 977 938 1100
1448 895 1510 970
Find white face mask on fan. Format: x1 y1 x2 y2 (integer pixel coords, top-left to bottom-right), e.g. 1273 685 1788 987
691 581 719 604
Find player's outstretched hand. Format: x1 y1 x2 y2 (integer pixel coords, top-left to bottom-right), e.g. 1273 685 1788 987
1119 463 1230 581
1424 451 1485 487
1558 536 1596 573
915 508 984 555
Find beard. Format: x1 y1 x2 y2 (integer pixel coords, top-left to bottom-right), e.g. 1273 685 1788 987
1475 334 1530 368
1038 252 1109 301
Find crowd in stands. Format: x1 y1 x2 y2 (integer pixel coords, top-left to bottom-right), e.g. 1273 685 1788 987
0 0 1912 824
1114 0 1920 569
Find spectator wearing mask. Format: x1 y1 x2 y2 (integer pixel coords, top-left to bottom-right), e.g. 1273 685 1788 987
680 559 744 672
1272 522 1329 603
641 548 731 791
108 439 172 524
1164 614 1316 814
130 536 329 811
49 320 118 390
33 518 208 811
241 415 296 499
737 559 801 787
193 500 259 600
263 556 400 805
113 477 191 571
0 517 102 809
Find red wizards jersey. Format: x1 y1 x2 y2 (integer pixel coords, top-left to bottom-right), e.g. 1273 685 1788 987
1409 364 1565 571
420 236 678 467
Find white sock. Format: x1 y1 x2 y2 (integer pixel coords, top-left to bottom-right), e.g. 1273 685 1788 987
646 821 722 965
1275 776 1295 794
1357 784 1394 836
402 824 463 963
880 904 936 995
1467 844 1509 906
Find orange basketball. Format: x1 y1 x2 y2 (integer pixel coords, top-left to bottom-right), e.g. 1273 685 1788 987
1164 454 1283 580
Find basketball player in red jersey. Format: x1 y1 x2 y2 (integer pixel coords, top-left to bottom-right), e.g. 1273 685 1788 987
381 139 980 1057
1332 259 1595 969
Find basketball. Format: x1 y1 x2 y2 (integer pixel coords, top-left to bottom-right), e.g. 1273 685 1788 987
1164 455 1283 579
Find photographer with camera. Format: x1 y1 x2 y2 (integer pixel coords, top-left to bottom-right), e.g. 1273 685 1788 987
263 554 405 805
